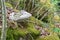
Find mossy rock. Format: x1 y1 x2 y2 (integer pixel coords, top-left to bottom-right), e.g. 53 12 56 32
36 33 60 40
2 16 52 40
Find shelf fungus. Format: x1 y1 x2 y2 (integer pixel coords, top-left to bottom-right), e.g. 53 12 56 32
9 10 32 22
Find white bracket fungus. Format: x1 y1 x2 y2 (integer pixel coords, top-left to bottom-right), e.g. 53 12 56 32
9 10 32 21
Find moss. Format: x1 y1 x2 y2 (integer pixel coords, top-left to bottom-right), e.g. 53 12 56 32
53 27 60 33
6 28 28 40
36 33 60 40
15 29 28 37
29 16 49 27
27 27 40 38
27 27 40 35
7 28 14 40
27 22 35 28
5 2 13 8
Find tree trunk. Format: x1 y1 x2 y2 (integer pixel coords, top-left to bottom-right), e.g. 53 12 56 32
1 0 7 40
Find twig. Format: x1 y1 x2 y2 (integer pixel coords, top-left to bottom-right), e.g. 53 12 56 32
40 9 51 20
15 0 20 9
